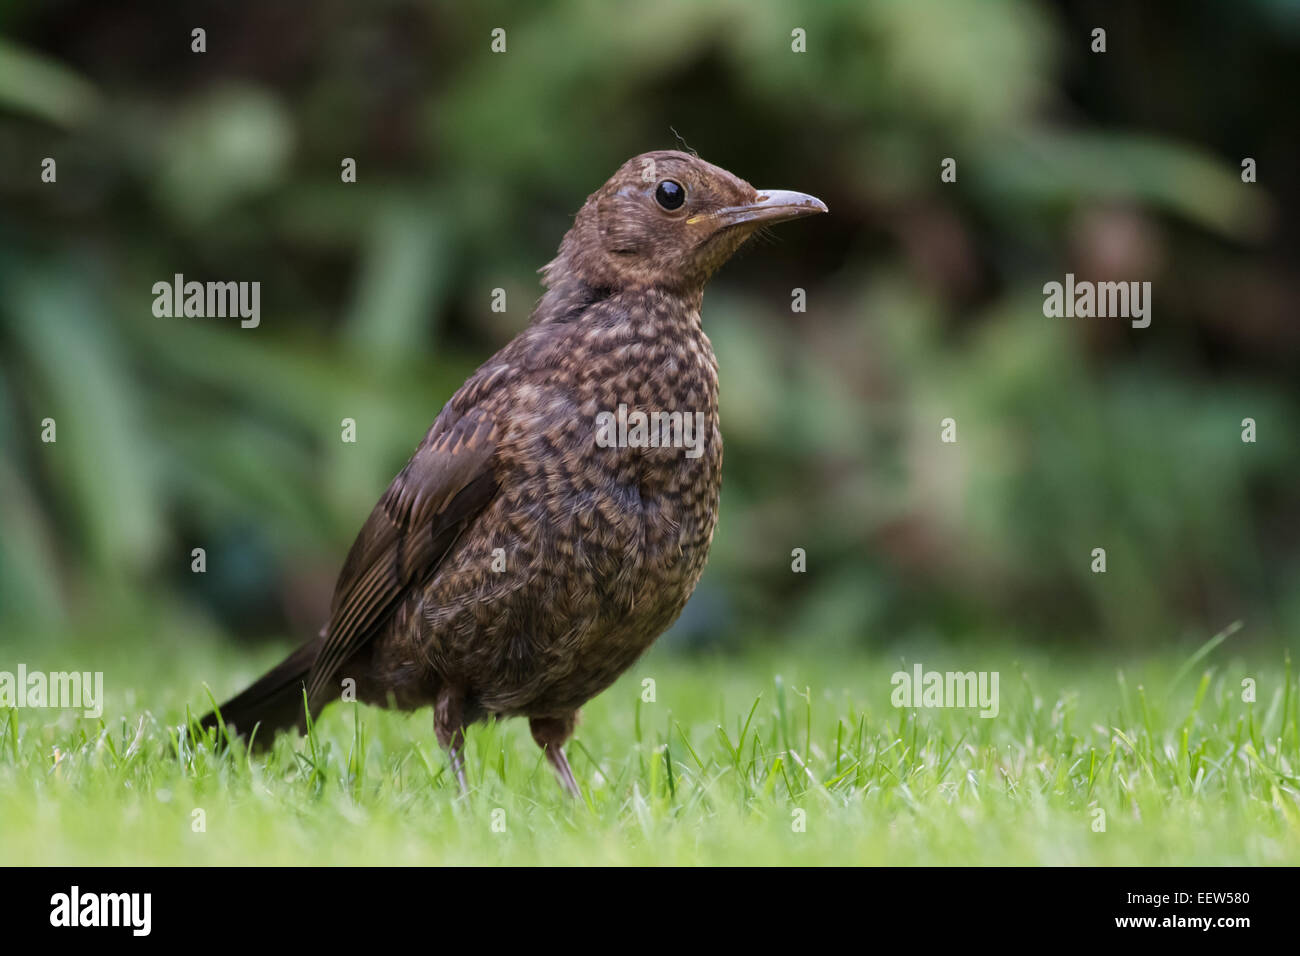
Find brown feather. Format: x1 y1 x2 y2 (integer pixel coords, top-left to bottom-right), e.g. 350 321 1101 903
305 407 499 705
201 151 826 795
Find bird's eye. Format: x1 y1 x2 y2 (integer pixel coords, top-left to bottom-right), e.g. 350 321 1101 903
654 180 685 211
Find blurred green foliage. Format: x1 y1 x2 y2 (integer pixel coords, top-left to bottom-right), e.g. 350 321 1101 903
0 0 1296 653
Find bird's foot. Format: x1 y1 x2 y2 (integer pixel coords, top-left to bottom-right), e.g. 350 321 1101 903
435 685 470 796
530 713 581 798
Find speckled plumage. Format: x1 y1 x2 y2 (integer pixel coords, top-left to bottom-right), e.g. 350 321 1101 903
202 151 826 794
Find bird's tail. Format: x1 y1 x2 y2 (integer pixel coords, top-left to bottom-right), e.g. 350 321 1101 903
198 641 318 750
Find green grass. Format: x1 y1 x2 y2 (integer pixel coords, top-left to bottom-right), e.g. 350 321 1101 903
1 634 1297 865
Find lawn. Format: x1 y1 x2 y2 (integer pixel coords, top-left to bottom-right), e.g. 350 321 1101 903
1 631 1297 865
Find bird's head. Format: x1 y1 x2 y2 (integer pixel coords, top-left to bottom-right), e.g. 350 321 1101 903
543 150 827 295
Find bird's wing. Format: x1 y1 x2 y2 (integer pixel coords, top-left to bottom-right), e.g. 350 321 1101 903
304 405 500 707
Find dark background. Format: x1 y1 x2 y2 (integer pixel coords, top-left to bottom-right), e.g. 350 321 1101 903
1 0 1296 658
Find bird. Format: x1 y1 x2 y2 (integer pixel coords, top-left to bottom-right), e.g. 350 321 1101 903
199 150 826 796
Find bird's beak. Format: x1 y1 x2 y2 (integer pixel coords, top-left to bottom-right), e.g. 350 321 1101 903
692 189 829 229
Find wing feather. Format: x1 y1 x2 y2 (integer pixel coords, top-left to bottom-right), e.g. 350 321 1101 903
304 406 500 705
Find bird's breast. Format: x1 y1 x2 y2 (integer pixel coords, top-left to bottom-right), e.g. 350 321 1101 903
410 298 725 714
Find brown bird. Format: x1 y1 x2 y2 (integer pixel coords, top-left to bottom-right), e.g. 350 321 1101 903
200 150 826 795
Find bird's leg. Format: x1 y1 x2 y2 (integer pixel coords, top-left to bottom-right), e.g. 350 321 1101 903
434 686 469 795
530 713 580 798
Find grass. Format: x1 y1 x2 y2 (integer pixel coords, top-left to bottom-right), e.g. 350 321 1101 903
1 631 1297 865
